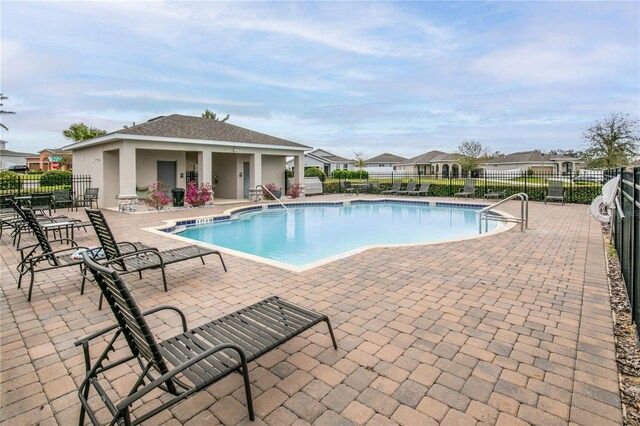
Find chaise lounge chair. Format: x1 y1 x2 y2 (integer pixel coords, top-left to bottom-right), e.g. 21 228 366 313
396 180 417 196
407 183 431 196
381 181 402 195
76 255 338 425
85 208 227 299
16 207 149 301
454 179 476 198
544 180 565 205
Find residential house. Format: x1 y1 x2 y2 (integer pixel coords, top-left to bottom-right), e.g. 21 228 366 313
395 150 464 177
63 114 310 209
26 148 73 171
363 153 407 174
0 141 37 169
286 149 354 176
481 150 584 175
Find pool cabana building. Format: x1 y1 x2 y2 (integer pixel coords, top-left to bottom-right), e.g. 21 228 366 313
64 114 310 209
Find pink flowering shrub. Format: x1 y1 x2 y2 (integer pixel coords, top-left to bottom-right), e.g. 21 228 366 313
287 183 303 198
185 181 213 207
262 183 280 200
146 182 171 210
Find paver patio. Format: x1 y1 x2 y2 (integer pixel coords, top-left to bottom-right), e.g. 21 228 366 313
0 196 623 425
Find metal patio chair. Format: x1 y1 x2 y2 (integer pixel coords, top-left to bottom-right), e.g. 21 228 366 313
381 180 402 195
407 182 431 196
29 192 54 215
53 188 74 211
544 180 565 205
16 207 90 301
76 255 338 425
454 179 476 198
85 209 226 302
75 187 100 209
396 180 417 196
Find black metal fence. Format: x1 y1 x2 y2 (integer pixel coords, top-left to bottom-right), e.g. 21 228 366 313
610 167 640 325
322 170 605 204
0 174 92 197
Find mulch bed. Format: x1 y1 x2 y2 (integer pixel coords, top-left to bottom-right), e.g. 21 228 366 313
604 225 640 425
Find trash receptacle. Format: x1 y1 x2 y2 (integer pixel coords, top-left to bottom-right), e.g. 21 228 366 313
171 188 185 207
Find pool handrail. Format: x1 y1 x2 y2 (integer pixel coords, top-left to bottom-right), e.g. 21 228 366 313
256 185 288 211
477 192 528 232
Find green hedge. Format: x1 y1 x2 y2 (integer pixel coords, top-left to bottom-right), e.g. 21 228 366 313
40 170 72 186
304 167 327 182
0 171 22 190
332 170 369 179
322 179 600 204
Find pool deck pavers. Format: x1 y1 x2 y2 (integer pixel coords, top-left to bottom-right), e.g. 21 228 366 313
0 196 623 425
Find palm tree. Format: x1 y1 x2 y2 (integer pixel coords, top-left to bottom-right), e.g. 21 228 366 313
0 93 16 131
63 123 107 142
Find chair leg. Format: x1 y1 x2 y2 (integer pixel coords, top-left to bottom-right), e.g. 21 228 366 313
238 355 255 421
161 267 168 292
27 268 35 301
323 318 338 349
218 253 227 272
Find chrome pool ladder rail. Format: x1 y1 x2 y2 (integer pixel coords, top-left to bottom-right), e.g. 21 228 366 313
477 192 528 232
256 184 288 211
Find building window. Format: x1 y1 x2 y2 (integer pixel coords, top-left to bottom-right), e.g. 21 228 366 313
343 164 348 170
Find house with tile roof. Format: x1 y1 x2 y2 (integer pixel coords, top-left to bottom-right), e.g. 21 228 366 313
394 150 464 177
286 149 355 176
63 114 310 209
481 150 584 175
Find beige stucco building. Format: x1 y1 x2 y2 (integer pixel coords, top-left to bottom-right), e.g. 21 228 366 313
63 115 310 209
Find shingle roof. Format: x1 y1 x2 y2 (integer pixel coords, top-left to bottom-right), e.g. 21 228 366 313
96 114 309 149
399 150 460 165
323 155 354 163
1 149 38 157
365 153 407 164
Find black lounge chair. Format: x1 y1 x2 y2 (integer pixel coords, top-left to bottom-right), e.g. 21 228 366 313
76 255 337 425
85 208 227 297
16 207 89 301
381 181 402 195
7 198 89 246
396 180 417 196
15 207 147 301
53 188 75 211
407 183 431 196
454 179 476 198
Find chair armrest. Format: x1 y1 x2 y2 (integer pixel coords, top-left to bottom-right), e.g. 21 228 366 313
103 249 164 267
74 305 188 347
27 245 90 263
48 238 80 246
118 343 248 409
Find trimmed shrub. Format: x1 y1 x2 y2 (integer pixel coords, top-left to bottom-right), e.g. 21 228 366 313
40 170 72 186
0 170 22 190
305 167 326 182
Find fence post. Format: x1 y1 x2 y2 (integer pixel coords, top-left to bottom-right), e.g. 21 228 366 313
569 172 573 204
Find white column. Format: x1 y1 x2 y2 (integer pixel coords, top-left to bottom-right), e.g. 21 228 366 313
294 155 303 185
198 150 212 185
119 145 136 196
294 154 305 198
250 153 262 188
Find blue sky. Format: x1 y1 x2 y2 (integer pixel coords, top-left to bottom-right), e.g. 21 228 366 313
1 1 638 159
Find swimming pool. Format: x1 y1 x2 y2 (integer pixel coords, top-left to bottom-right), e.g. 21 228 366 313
163 200 506 270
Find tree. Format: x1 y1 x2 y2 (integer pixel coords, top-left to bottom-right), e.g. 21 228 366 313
0 93 16 132
62 123 107 142
456 140 491 172
583 113 639 168
202 109 229 122
353 151 366 169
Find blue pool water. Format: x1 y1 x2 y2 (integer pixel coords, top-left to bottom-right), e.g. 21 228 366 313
177 202 500 267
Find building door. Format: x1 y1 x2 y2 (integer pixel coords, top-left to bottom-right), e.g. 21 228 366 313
157 161 177 191
243 162 250 198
